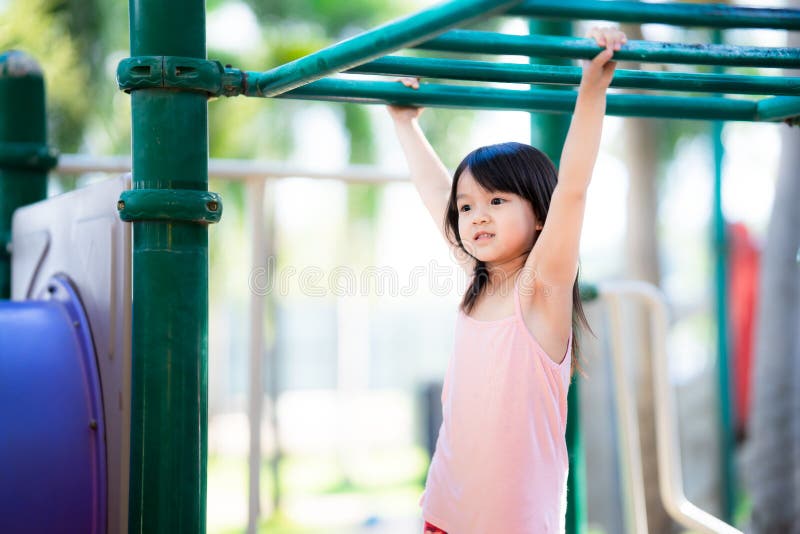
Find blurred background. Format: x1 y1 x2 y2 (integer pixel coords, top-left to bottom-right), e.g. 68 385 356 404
1 0 797 532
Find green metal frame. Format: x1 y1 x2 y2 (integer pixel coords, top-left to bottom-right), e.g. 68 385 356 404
253 0 524 97
0 51 53 299
278 79 761 121
114 0 800 531
349 56 800 96
418 31 800 68
117 35 800 124
508 0 800 30
116 64 800 122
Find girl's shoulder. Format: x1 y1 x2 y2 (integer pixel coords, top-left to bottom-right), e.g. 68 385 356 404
518 272 574 365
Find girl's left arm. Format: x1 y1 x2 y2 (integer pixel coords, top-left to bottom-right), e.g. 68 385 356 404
527 27 626 286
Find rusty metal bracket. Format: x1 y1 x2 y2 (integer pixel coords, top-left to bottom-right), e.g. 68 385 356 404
117 56 245 97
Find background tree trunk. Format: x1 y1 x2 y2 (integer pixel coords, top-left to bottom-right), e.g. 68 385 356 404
743 25 800 530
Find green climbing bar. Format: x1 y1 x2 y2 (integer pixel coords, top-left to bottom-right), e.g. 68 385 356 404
277 79 759 121
417 31 800 68
507 0 800 30
253 0 523 97
348 56 800 96
127 0 209 532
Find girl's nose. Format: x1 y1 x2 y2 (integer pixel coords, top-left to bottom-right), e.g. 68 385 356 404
472 209 489 223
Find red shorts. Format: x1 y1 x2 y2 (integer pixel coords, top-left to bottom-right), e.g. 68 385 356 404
424 520 448 534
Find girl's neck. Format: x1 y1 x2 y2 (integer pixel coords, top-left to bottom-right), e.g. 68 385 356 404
484 254 527 289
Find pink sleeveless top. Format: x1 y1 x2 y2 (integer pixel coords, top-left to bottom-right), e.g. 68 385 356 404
419 277 573 533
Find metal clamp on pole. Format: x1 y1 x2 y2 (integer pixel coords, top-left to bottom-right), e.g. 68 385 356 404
117 56 227 96
117 56 254 98
117 189 223 224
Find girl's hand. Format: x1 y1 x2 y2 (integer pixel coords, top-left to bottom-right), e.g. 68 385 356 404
580 27 626 94
387 77 424 122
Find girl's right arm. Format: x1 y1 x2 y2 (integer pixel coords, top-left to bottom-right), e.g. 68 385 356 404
388 80 474 274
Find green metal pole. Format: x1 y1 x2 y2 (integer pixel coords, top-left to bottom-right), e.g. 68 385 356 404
0 51 52 299
348 56 800 96
508 1 800 30
528 19 586 534
417 30 800 69
713 112 736 523
126 0 209 532
711 29 735 524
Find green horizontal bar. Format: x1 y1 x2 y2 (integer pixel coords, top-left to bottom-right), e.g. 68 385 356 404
349 56 800 96
253 0 522 97
417 30 800 68
508 1 800 30
0 141 58 171
756 96 800 124
277 78 757 121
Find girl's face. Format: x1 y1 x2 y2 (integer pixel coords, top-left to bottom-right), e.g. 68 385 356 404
455 169 540 264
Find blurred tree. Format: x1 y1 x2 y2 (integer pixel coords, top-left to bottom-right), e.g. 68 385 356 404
744 8 800 532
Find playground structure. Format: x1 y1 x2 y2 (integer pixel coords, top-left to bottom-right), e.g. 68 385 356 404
1 0 798 533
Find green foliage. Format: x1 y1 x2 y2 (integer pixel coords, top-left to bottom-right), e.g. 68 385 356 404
343 104 374 164
242 0 407 38
342 104 380 224
419 107 476 170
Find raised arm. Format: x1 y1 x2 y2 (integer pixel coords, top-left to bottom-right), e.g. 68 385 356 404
527 27 627 286
388 80 474 274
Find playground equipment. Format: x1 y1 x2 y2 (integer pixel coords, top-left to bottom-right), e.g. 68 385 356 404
2 0 799 532
599 282 742 534
2 176 130 534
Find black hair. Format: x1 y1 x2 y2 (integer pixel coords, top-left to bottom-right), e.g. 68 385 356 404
443 142 591 375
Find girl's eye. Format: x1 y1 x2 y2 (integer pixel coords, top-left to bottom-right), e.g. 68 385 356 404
459 205 470 212
491 198 505 205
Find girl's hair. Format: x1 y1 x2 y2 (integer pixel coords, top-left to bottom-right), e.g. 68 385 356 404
443 142 591 375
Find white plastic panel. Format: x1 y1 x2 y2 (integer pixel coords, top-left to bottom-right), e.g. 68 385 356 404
12 175 131 534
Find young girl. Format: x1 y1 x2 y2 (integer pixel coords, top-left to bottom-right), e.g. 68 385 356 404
387 27 626 534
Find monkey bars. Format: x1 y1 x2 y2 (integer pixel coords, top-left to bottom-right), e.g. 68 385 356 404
217 0 800 124
277 78 759 121
118 0 800 123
